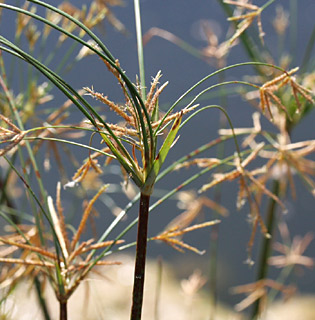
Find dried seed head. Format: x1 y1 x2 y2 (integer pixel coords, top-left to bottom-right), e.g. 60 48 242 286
272 5 289 36
224 0 265 45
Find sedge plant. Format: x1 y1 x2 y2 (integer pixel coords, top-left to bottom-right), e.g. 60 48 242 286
0 1 314 320
0 0 221 318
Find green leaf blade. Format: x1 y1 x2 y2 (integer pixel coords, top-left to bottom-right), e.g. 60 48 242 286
142 111 183 195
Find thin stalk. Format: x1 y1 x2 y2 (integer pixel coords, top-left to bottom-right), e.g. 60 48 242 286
0 49 7 86
0 157 19 223
59 300 67 320
208 222 219 320
301 24 315 73
154 257 162 320
9 30 22 88
34 277 51 320
131 193 151 320
134 0 146 98
289 0 298 66
268 265 294 304
209 70 227 320
251 180 280 319
261 0 276 10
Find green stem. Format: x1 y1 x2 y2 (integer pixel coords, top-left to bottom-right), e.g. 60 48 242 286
290 0 298 65
0 169 19 223
134 0 146 99
131 193 151 320
251 180 280 319
154 257 162 320
209 70 227 320
301 23 315 73
208 223 219 320
261 0 276 10
34 277 51 320
268 265 294 304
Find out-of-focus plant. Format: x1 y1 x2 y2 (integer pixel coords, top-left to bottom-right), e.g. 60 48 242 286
0 0 222 319
143 0 315 319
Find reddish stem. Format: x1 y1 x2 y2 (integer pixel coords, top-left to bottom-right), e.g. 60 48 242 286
130 193 151 320
59 299 67 320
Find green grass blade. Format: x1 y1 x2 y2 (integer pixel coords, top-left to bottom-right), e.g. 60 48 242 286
142 112 183 195
301 23 315 73
134 0 146 99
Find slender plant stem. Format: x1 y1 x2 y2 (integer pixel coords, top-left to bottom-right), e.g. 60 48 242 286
301 23 315 73
0 172 19 223
268 265 294 304
134 0 146 98
209 70 227 320
290 0 298 65
154 257 162 320
34 277 51 320
208 223 219 320
251 180 280 319
59 300 67 320
131 193 151 320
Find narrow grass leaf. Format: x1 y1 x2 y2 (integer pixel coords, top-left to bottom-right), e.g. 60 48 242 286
142 112 183 195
